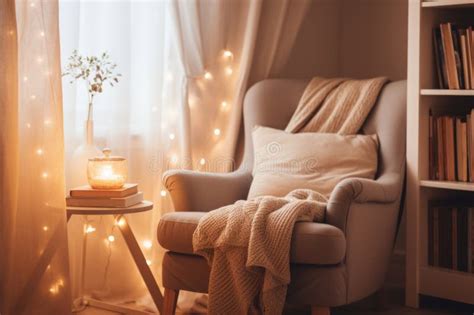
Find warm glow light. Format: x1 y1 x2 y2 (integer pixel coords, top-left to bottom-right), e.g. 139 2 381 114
143 240 152 249
169 133 175 140
199 158 206 165
107 235 115 242
160 190 167 197
37 56 43 63
30 2 35 7
221 101 228 108
225 66 233 76
146 259 152 266
8 30 14 36
223 50 233 58
44 119 52 125
49 286 58 295
36 148 44 155
116 217 126 227
170 154 178 164
30 94 36 100
213 128 221 136
40 31 45 37
204 71 213 80
23 76 28 82
85 225 96 234
43 226 49 231
26 123 31 128
41 172 49 179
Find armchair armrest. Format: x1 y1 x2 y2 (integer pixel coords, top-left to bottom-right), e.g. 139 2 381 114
326 172 401 232
162 170 253 212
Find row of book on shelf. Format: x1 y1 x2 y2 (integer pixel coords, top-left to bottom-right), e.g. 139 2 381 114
429 109 474 182
428 201 474 273
433 23 474 90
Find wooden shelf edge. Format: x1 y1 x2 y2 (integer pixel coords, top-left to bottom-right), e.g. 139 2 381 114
419 180 474 191
420 267 474 305
422 0 474 8
420 89 474 96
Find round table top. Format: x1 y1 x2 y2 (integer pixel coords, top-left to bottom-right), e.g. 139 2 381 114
66 200 153 216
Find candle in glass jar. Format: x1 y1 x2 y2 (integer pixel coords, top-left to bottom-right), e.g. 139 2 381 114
88 148 127 189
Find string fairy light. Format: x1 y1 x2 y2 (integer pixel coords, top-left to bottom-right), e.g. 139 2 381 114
160 190 167 197
213 128 221 136
204 71 213 80
143 240 152 249
170 154 178 164
223 50 233 59
225 66 233 76
169 133 175 140
84 225 96 234
199 158 206 166
107 235 115 242
41 172 49 179
43 226 49 231
23 76 28 82
146 259 152 266
39 30 45 37
115 217 126 227
36 148 44 155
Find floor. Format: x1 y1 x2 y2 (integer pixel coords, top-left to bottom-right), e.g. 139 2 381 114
78 288 474 315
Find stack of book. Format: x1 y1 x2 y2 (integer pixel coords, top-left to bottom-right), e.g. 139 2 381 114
433 23 474 90
429 110 474 182
428 201 474 273
66 184 143 208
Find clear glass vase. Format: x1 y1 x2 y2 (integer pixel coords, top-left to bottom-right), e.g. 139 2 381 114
69 120 102 188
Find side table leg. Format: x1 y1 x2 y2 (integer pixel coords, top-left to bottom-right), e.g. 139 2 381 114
116 215 163 314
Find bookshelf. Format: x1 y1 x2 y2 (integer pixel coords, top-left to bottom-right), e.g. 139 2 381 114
406 0 474 308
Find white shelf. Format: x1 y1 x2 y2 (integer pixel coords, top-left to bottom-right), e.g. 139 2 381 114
420 267 474 304
420 180 474 191
422 0 474 8
420 89 474 96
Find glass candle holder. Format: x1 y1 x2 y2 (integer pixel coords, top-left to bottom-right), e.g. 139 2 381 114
87 148 127 189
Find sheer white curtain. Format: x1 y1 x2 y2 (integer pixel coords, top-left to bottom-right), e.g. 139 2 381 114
1 0 71 314
59 0 310 311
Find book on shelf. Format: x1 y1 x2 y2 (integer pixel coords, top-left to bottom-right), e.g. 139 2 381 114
429 109 474 182
70 183 138 198
434 23 474 90
428 201 474 273
66 191 144 208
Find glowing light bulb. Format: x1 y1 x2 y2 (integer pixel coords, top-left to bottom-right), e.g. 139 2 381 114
221 101 228 109
170 154 178 164
116 217 126 227
30 2 35 7
107 235 115 242
43 226 49 231
225 67 233 76
169 133 175 140
199 158 206 166
49 286 58 295
40 31 45 37
204 71 213 80
44 119 52 125
26 123 31 128
143 240 152 249
214 128 221 136
41 172 49 179
146 259 152 266
36 148 44 155
23 76 28 82
85 225 96 234
30 94 36 100
160 190 167 197
8 30 14 36
223 50 233 58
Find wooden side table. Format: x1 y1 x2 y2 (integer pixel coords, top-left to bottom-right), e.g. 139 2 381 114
67 201 163 314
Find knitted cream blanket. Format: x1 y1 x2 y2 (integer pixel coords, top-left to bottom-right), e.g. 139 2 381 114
193 77 388 315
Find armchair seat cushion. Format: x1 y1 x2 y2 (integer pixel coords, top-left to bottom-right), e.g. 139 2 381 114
158 211 346 265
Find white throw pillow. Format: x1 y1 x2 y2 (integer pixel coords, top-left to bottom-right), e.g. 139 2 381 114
248 126 378 199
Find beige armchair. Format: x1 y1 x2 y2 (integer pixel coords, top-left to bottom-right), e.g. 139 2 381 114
157 79 406 315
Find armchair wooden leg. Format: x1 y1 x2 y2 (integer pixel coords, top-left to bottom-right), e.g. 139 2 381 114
311 306 330 315
163 288 179 315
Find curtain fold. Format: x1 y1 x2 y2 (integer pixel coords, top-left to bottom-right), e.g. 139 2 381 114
1 0 71 314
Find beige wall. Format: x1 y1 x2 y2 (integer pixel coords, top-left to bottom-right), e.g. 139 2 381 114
281 0 408 81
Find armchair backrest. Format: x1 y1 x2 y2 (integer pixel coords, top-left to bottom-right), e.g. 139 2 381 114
239 79 407 182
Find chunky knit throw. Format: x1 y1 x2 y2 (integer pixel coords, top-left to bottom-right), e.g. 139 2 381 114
193 77 388 315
